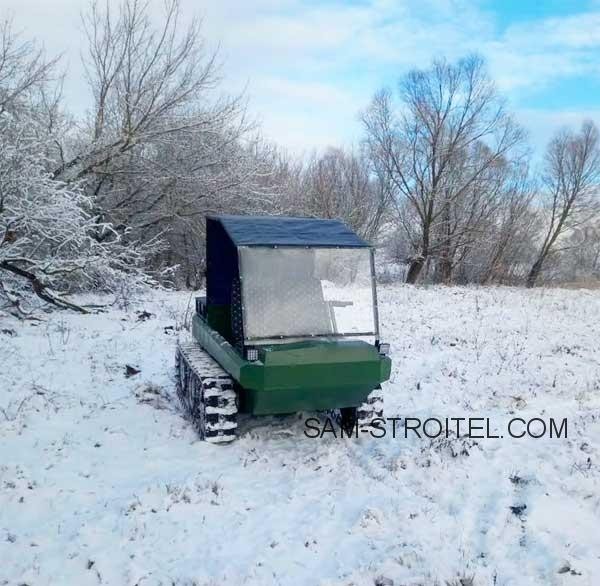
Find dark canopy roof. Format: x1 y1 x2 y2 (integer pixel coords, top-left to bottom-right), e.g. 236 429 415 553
207 214 369 248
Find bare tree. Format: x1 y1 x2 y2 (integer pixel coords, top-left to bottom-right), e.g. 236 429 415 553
478 165 536 284
567 223 600 280
49 0 280 286
298 147 391 240
430 143 514 283
526 121 600 287
362 55 526 283
53 0 237 182
123 131 279 286
0 18 160 315
547 222 600 283
0 111 159 315
0 18 58 116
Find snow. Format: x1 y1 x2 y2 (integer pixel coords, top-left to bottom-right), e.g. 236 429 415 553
1 285 600 585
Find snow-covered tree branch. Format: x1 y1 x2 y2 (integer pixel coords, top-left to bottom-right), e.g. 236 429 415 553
0 109 162 315
0 18 160 316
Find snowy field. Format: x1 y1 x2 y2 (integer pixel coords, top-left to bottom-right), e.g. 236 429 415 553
1 285 600 586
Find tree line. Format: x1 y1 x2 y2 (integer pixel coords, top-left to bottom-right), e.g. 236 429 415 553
1 0 599 315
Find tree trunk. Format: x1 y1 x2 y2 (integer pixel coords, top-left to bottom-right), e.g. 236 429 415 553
406 229 430 285
0 261 89 313
434 255 453 284
406 257 425 284
526 257 544 288
434 199 453 284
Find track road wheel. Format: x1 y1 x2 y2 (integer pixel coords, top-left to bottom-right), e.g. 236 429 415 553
340 407 358 435
329 386 384 435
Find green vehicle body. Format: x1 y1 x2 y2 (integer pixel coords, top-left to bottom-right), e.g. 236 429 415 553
192 214 392 417
192 311 391 415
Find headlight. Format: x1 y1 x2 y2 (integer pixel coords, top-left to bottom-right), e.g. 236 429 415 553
378 342 390 356
246 347 259 362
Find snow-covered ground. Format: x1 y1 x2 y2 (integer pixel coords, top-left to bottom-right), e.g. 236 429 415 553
1 285 600 586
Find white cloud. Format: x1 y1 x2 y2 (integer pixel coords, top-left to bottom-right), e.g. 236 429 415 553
516 108 600 156
255 78 357 109
516 12 600 49
3 0 600 154
196 0 498 151
485 11 600 92
248 78 367 153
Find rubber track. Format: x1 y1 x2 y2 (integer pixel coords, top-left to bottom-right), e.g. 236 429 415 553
176 340 238 444
357 386 384 427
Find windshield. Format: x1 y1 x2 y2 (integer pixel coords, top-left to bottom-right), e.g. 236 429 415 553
238 246 377 342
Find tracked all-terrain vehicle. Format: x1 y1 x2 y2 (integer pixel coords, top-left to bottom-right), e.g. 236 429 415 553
175 215 391 443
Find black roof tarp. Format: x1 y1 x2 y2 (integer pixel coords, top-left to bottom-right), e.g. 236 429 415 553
206 214 368 307
208 214 369 248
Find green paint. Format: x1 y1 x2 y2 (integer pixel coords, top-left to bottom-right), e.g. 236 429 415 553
192 314 391 415
192 313 245 379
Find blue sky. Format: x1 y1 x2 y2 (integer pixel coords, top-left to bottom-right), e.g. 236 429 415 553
5 0 600 155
